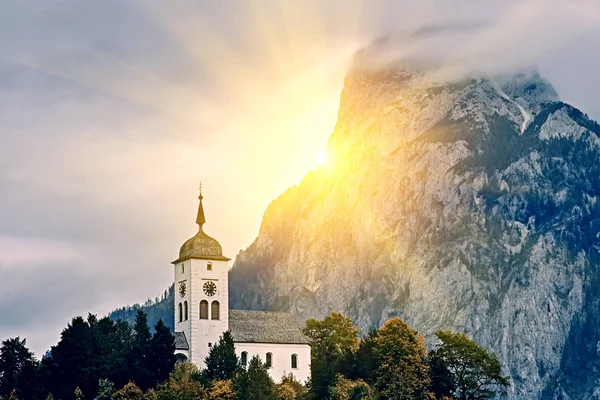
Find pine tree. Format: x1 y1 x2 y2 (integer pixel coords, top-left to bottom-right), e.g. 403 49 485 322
0 337 40 400
94 379 115 400
149 320 176 385
204 331 239 382
131 310 154 389
233 356 276 400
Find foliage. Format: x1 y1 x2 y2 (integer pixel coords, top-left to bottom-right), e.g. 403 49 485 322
279 374 308 400
112 382 145 400
348 328 378 385
109 286 175 332
0 337 41 400
149 320 176 385
95 379 115 400
275 382 296 400
74 386 84 400
155 362 206 400
208 380 235 400
232 356 276 400
374 318 430 400
204 331 239 382
303 313 359 399
329 375 375 400
428 350 455 399
434 331 509 400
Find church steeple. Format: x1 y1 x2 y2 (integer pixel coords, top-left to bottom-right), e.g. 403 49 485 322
196 194 206 229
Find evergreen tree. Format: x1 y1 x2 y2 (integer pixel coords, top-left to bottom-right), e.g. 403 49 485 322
350 328 378 385
434 331 509 400
0 337 41 400
374 318 430 400
233 356 276 400
94 379 115 400
204 331 239 382
131 310 154 389
149 320 176 384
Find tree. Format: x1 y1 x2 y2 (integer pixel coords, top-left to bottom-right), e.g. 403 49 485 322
112 382 146 400
155 362 206 400
428 350 455 399
349 328 378 385
374 318 430 400
302 313 359 399
329 375 375 400
434 331 509 400
204 331 239 382
94 379 115 400
131 310 154 390
208 380 235 400
0 337 40 400
232 356 276 400
149 320 176 384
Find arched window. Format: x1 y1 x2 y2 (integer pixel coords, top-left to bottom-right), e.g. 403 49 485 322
175 353 188 364
200 300 209 319
265 352 273 368
211 301 220 320
181 263 184 274
184 301 188 321
207 262 212 271
178 302 183 323
291 354 298 369
241 351 248 367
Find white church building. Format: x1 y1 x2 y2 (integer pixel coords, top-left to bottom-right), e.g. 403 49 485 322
171 192 311 383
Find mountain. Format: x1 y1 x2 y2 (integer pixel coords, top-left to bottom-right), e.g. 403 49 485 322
109 285 174 332
229 51 600 399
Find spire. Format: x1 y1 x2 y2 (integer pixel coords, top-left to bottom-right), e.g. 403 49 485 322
196 182 206 229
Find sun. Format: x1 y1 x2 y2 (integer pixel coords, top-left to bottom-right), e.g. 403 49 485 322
315 150 328 167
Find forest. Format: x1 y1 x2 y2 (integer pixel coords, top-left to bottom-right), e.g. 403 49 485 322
0 311 508 400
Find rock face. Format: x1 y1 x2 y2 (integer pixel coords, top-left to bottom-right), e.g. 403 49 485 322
229 52 600 399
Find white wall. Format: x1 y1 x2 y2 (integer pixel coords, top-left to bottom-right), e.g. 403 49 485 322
235 342 311 384
174 258 229 369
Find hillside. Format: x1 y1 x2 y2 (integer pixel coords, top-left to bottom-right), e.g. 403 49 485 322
228 51 600 399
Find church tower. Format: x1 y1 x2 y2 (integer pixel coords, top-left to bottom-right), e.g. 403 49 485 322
172 190 230 368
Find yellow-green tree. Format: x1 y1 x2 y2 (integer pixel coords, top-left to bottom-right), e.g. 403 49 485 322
374 318 430 400
112 382 145 400
155 363 206 400
329 375 375 400
208 380 234 400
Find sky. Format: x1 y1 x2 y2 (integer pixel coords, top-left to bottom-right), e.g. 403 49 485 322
1 0 600 357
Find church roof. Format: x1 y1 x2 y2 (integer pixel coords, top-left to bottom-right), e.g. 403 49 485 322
228 310 310 345
173 193 230 263
173 331 189 350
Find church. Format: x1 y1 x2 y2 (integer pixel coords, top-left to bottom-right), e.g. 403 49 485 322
171 191 311 383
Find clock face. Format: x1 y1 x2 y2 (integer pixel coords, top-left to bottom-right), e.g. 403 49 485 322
203 281 217 296
179 282 186 298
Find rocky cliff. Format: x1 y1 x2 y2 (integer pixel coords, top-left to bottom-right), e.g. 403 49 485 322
229 51 600 399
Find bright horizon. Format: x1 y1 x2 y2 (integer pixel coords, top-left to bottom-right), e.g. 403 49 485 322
2 0 600 357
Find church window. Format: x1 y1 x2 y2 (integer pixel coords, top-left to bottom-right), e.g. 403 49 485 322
181 263 184 274
184 301 188 321
207 262 212 271
291 354 298 369
200 300 209 319
266 352 273 368
178 302 183 322
241 351 248 367
211 301 220 320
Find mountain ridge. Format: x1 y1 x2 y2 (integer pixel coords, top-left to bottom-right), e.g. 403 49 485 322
229 61 600 399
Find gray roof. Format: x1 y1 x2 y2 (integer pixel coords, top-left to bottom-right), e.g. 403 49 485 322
229 310 309 345
173 331 189 350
